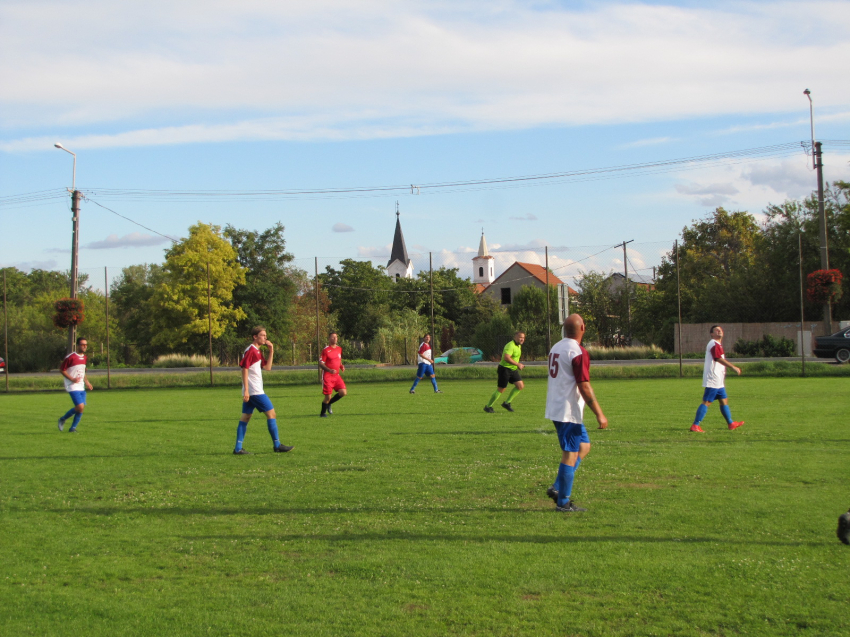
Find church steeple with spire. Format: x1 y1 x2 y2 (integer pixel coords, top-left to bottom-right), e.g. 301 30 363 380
472 229 495 286
386 202 414 281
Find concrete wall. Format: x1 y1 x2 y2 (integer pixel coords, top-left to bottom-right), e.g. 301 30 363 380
673 322 829 355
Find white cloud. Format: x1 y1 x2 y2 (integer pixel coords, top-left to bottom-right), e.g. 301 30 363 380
332 223 354 233
2 1 850 149
83 232 170 249
619 137 678 149
508 213 538 221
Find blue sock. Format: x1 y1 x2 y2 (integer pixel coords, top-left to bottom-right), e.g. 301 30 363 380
61 408 76 421
267 418 280 448
554 457 582 490
69 412 82 431
235 421 247 451
411 377 420 390
693 404 708 425
430 377 439 391
719 405 733 425
556 463 575 507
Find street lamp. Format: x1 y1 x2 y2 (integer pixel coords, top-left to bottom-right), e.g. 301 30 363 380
54 142 76 190
802 89 831 334
54 142 82 351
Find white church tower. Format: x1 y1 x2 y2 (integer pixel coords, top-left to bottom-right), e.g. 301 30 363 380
386 204 414 281
472 230 495 286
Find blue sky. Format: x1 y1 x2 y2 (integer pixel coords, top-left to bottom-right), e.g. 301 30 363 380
2 0 849 289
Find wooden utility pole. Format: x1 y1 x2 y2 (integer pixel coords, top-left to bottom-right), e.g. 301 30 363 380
814 141 832 335
675 240 683 378
545 246 551 353
105 267 111 389
207 263 214 386
68 189 81 353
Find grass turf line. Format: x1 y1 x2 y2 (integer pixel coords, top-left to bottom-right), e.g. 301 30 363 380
0 377 848 636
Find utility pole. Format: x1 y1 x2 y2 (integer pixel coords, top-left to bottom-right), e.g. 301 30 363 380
814 141 832 334
68 189 81 353
675 240 683 378
429 252 435 348
621 239 634 343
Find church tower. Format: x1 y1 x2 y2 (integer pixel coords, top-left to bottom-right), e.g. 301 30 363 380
472 230 495 285
386 203 414 281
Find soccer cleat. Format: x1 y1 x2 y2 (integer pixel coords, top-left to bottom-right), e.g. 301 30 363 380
689 424 705 433
57 418 65 432
233 449 250 455
434 389 442 393
838 509 850 545
728 421 744 430
409 389 415 394
483 406 495 413
328 406 333 414
546 487 559 504
320 413 328 418
501 402 514 412
68 429 77 433
556 501 587 512
274 444 294 453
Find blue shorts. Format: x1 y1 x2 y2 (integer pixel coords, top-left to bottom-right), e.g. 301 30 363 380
242 394 274 415
416 363 435 378
701 387 728 403
553 421 590 453
68 391 87 406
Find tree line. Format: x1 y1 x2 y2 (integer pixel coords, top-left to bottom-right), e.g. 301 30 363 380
2 182 847 372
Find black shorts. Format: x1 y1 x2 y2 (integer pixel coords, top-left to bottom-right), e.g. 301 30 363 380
497 365 522 388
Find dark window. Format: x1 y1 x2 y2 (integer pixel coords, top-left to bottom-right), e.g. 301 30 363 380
501 287 511 304
479 266 484 277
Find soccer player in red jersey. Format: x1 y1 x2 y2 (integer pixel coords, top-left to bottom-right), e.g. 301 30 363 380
58 337 94 432
319 331 346 417
409 333 441 394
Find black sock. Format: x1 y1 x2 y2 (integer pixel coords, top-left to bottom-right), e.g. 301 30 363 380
320 402 327 414
329 393 344 405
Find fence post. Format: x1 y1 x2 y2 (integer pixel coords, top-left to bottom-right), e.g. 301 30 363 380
545 246 551 353
797 229 806 378
207 263 214 386
105 267 111 389
3 270 8 393
675 240 683 378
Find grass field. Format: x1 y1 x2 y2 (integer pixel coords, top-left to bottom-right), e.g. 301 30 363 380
1 376 848 636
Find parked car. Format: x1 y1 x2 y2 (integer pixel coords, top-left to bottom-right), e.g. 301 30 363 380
813 326 850 363
0 356 5 370
434 347 484 365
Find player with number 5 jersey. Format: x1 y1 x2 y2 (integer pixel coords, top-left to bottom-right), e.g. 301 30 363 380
544 313 608 513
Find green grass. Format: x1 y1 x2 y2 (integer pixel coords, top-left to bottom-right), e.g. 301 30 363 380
1 377 849 636
5 360 850 392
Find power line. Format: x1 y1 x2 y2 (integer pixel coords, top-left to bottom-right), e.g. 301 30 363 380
85 197 180 243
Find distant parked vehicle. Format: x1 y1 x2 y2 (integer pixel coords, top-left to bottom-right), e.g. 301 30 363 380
0 356 5 370
813 326 850 363
434 347 484 365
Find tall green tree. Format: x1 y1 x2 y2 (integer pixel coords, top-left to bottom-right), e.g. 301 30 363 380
149 223 246 352
110 264 163 362
224 222 296 338
508 284 560 358
319 259 394 342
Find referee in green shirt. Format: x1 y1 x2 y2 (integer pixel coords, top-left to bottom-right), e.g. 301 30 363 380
484 331 526 413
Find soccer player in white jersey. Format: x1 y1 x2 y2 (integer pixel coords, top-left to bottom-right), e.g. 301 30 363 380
57 337 94 432
544 314 608 512
409 333 441 394
690 325 744 432
233 326 293 454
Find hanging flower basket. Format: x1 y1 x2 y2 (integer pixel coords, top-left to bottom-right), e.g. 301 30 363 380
53 298 86 328
806 269 843 304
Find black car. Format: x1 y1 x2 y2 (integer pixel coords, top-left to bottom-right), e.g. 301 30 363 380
813 326 850 363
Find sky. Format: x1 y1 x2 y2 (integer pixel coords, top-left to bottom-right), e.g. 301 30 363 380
2 0 849 290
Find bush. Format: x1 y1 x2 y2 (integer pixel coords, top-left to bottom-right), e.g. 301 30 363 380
584 344 669 360
152 353 219 368
733 334 796 358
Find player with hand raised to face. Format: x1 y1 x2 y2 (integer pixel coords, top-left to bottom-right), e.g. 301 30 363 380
233 326 293 454
544 314 608 512
57 337 94 433
319 331 346 417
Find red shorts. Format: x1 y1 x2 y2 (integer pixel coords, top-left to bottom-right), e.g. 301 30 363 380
322 372 346 395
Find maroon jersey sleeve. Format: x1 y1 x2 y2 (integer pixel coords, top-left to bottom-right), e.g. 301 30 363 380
571 348 591 383
240 347 262 369
711 343 724 360
419 343 429 356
